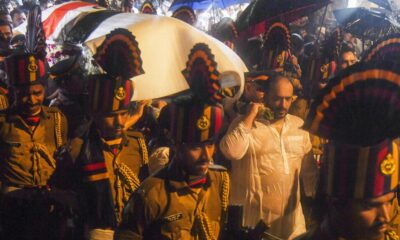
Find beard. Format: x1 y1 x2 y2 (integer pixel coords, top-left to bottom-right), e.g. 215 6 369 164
0 37 11 50
273 107 288 119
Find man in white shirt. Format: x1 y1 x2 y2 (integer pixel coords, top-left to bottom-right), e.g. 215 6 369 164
220 73 317 239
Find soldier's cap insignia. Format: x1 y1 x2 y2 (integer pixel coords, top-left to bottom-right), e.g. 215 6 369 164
28 56 38 73
380 154 396 176
114 86 126 101
197 115 210 130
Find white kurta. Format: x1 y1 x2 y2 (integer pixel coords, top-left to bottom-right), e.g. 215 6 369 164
220 114 315 239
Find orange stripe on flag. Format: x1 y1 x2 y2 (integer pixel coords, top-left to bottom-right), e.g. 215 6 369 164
43 2 95 38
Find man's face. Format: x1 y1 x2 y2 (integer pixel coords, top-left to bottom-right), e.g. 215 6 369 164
0 24 12 49
16 84 45 115
0 14 12 24
339 51 357 70
267 77 294 119
244 81 266 103
95 110 128 140
335 192 396 240
178 142 215 176
12 13 26 27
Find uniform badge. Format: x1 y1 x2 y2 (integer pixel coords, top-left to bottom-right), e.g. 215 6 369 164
114 86 126 101
28 56 38 73
320 64 328 73
276 54 283 66
380 154 396 176
197 115 210 130
163 213 183 223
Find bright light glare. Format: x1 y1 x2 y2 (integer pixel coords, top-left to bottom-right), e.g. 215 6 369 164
348 0 383 8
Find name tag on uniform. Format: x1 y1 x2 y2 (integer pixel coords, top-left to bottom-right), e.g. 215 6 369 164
163 213 183 223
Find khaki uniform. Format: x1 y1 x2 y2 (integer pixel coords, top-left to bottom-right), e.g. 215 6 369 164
0 85 8 111
391 199 400 235
115 163 229 240
104 131 149 222
0 106 67 187
70 129 149 227
0 106 70 240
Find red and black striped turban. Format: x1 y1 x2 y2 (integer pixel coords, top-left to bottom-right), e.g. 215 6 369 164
304 61 400 199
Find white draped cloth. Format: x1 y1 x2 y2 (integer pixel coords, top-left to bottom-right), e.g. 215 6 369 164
220 114 316 239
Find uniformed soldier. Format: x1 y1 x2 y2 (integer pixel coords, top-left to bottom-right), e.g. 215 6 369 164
211 17 238 50
115 43 230 240
139 1 157 14
261 21 302 79
0 6 71 240
172 6 197 26
297 61 400 240
67 28 148 240
362 33 400 236
48 53 90 139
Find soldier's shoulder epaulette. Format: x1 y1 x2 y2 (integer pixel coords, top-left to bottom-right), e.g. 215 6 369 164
208 164 227 172
0 94 8 111
44 106 62 113
135 169 167 196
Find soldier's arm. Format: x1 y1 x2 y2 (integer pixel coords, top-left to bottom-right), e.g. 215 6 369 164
60 112 68 144
114 190 159 240
300 132 318 198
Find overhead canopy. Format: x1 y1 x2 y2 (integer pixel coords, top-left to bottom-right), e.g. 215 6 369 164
334 7 400 40
236 0 331 33
169 0 248 11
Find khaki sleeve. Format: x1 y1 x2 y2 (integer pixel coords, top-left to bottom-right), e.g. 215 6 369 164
61 112 68 144
300 132 318 198
115 190 160 240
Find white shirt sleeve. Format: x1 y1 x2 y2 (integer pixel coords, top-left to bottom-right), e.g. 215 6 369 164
219 116 252 161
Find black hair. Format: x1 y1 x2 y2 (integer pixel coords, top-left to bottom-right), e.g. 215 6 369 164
0 19 12 30
340 42 357 57
10 8 24 19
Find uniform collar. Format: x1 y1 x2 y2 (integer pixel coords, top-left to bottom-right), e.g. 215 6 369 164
99 133 129 153
7 106 49 121
166 160 211 192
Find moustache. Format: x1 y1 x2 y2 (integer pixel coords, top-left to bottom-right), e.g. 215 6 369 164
274 108 288 113
371 221 388 229
194 158 212 166
113 126 124 130
0 37 11 45
25 103 41 108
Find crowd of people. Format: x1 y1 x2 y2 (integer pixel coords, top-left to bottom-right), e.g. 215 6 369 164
0 0 399 240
